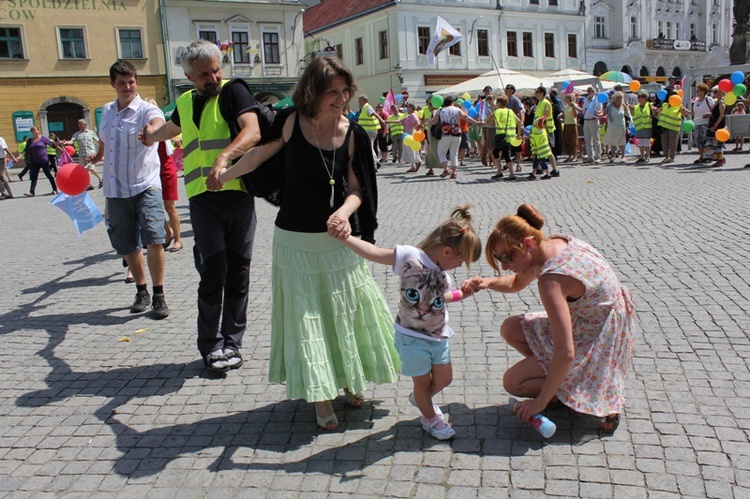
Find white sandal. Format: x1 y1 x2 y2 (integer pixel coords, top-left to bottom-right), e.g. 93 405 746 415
315 401 338 430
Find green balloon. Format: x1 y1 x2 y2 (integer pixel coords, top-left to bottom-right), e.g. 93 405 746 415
430 94 444 108
379 96 386 102
733 83 747 96
682 120 695 133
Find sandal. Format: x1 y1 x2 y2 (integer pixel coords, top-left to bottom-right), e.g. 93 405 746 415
450 173 457 179
598 413 620 435
425 170 435 176
344 389 364 408
315 401 338 430
439 169 451 178
407 166 420 172
491 173 503 179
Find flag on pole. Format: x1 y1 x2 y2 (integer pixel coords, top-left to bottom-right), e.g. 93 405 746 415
426 16 462 65
383 89 397 116
50 192 104 236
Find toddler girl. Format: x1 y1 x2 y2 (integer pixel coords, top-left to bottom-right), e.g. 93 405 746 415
338 206 481 439
732 102 746 151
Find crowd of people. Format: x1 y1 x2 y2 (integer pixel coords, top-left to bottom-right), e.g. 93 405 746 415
343 73 745 178
13 55 750 441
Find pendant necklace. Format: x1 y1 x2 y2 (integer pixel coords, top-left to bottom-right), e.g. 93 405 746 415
312 118 337 208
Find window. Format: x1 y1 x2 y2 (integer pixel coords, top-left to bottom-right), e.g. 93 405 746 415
58 27 86 59
530 0 539 4
690 23 696 39
355 37 363 65
477 29 489 57
335 44 343 60
712 24 717 44
231 30 250 64
263 31 280 64
0 27 24 59
567 34 577 58
522 32 533 57
118 28 143 59
550 0 558 5
379 30 388 60
657 21 663 37
594 16 606 39
675 22 681 40
197 29 218 43
544 33 554 58
630 17 638 39
507 31 518 57
449 29 461 56
666 22 672 39
418 27 430 54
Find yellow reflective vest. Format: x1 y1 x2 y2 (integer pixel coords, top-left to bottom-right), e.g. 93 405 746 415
389 112 405 136
357 103 381 131
534 98 556 133
493 108 516 136
530 126 552 159
657 103 682 132
632 103 652 130
176 81 246 199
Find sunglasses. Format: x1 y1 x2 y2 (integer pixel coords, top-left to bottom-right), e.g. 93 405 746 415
494 250 515 264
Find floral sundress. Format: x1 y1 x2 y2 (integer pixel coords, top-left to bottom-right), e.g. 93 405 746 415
521 234 636 417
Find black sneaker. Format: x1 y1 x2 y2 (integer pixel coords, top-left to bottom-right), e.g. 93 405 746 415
130 289 151 313
224 348 243 370
151 293 169 319
549 170 560 177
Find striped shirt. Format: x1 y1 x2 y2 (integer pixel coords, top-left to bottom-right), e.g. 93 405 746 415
99 95 164 199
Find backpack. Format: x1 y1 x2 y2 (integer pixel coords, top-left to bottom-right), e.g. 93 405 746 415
218 78 275 196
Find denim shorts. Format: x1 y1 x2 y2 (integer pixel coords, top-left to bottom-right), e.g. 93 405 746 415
395 332 451 377
107 187 165 255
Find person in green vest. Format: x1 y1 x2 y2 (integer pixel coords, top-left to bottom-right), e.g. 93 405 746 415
16 136 29 181
533 86 560 177
141 39 268 372
528 117 553 180
357 94 385 167
388 104 406 163
631 91 653 163
488 94 521 180
46 133 60 174
653 89 690 164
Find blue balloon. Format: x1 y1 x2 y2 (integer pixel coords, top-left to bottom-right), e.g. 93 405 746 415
463 100 472 110
525 125 532 132
468 108 478 119
629 125 636 135
402 133 408 139
657 89 667 101
731 71 746 85
596 92 609 104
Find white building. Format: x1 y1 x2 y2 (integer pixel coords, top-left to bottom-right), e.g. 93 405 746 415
585 0 731 81
162 0 307 102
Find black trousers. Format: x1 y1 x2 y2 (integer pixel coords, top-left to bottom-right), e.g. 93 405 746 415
29 161 57 195
190 190 257 358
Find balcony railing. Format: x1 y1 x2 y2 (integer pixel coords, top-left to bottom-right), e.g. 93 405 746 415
647 38 706 51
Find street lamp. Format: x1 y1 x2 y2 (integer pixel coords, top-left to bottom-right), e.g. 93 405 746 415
394 64 403 84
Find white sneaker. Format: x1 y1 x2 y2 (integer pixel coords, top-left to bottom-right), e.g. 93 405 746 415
421 416 456 440
409 392 443 418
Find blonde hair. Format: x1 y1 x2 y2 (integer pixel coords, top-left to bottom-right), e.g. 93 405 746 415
485 204 545 273
418 205 482 270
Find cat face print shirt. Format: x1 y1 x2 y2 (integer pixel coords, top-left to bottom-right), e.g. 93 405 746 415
392 245 455 341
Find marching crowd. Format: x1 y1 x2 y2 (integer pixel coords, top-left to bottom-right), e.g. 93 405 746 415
347 73 743 180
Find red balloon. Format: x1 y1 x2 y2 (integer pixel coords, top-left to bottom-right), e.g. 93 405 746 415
718 78 733 93
65 145 76 156
56 163 90 196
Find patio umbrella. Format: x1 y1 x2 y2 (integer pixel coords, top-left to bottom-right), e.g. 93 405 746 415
272 95 294 110
599 71 633 83
435 68 551 96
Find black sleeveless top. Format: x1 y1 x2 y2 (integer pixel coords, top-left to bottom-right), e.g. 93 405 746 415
275 114 353 233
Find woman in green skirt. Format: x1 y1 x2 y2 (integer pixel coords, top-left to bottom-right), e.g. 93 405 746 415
214 56 401 431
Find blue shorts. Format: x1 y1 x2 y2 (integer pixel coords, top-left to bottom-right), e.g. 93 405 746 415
395 332 451 377
106 187 166 255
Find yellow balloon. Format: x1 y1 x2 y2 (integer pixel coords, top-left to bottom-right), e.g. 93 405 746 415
462 93 471 101
724 92 738 105
509 137 522 147
715 128 730 142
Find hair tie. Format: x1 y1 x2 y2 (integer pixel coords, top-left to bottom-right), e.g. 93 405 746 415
460 227 466 234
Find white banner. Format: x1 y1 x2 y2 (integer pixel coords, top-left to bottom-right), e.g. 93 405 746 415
426 16 462 66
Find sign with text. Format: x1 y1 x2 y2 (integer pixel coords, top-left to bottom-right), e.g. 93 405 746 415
12 110 34 142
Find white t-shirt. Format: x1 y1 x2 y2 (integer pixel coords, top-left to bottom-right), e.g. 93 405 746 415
0 137 7 158
392 245 454 341
692 96 714 126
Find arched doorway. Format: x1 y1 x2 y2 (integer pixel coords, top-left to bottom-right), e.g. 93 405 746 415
593 61 608 76
621 65 633 76
640 66 650 77
39 96 90 140
672 67 682 78
656 67 666 77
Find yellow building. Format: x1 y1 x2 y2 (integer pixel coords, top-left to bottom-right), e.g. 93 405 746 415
0 0 167 147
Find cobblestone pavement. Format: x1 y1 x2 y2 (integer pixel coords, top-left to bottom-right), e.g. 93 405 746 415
1 147 750 498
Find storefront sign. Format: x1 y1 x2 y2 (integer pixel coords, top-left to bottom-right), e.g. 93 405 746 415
12 110 34 142
424 74 481 86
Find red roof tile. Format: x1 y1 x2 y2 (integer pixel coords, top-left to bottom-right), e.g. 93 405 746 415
304 0 393 34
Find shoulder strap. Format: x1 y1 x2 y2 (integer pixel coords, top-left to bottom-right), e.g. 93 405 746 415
219 78 275 140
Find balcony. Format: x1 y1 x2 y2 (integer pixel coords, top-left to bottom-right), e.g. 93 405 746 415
647 38 706 51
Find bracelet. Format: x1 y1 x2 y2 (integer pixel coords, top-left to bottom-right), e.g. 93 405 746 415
451 289 461 302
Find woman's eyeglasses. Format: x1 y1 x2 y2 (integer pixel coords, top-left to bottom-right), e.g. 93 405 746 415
494 250 515 264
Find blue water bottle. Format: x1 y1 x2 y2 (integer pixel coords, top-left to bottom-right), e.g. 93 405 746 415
509 397 556 438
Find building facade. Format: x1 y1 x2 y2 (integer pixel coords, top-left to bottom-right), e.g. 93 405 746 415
163 0 307 103
0 0 167 146
586 0 731 80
